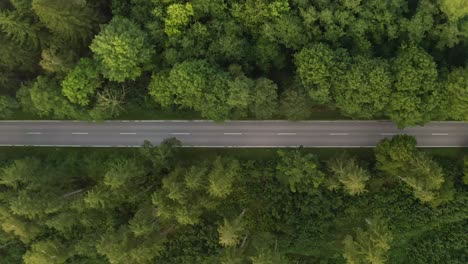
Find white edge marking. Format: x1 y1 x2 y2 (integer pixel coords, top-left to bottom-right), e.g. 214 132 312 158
0 144 465 148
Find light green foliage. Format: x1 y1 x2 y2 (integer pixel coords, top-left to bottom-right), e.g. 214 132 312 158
208 158 239 198
335 56 392 118
447 67 468 121
0 211 42 243
62 58 101 106
149 60 246 120
387 45 440 128
250 78 278 119
104 158 145 190
328 155 370 196
96 226 166 264
343 218 393 264
375 135 448 205
218 210 246 247
23 239 70 264
0 141 467 262
90 16 153 82
438 0 468 21
277 149 324 193
0 95 19 119
164 3 194 36
18 76 79 118
0 157 40 188
32 0 100 42
152 157 240 225
295 44 348 103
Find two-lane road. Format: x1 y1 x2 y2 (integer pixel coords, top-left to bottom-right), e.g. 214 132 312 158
0 120 466 147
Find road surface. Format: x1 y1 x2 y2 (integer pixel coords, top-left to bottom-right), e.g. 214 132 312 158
0 120 466 148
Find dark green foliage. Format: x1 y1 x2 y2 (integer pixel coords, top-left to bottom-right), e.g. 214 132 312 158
464 156 468 185
0 136 466 263
387 45 442 127
447 67 468 121
32 0 102 42
397 220 468 264
276 149 324 193
279 88 312 120
335 56 392 119
375 135 452 206
0 0 464 124
0 95 18 118
17 76 80 118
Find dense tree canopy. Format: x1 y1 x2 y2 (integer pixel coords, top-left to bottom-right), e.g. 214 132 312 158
90 16 153 82
0 135 466 263
0 0 465 124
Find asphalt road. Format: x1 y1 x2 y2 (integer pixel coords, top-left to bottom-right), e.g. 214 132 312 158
0 120 466 148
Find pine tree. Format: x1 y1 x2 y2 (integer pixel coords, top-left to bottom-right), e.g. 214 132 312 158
0 11 39 47
32 0 100 42
218 210 246 247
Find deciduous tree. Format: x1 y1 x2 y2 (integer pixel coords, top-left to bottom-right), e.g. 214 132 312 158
249 78 278 119
61 58 101 106
276 149 324 193
335 56 392 118
343 218 393 264
447 67 468 121
0 95 18 119
90 16 153 82
387 45 440 127
328 155 370 196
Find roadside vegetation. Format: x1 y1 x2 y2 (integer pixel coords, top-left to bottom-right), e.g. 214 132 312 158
0 136 467 263
0 0 467 126
1 1 467 263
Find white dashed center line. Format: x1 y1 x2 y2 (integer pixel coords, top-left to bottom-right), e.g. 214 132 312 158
72 132 88 135
432 133 448 136
26 132 42 135
171 132 190 135
330 133 349 136
277 133 297 136
380 133 397 136
120 132 136 135
224 133 243 135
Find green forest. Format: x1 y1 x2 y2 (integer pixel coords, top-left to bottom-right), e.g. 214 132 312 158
0 0 467 126
0 136 467 263
1 0 468 263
